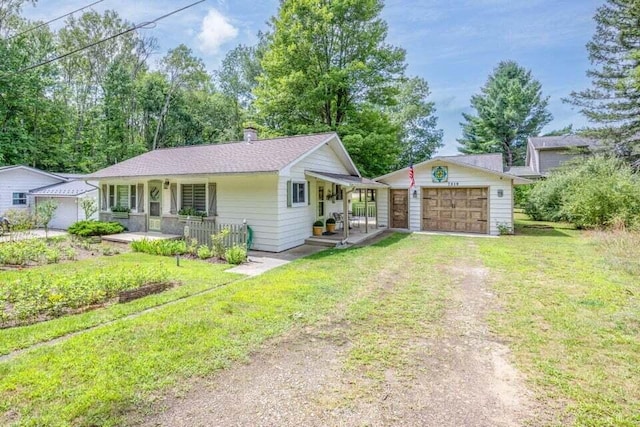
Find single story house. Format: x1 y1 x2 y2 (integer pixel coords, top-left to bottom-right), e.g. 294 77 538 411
0 165 98 228
86 131 384 252
375 154 529 235
510 135 600 178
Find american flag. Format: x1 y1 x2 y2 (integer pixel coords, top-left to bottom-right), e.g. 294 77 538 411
409 162 415 189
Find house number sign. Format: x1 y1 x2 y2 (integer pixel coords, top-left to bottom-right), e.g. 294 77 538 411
432 166 448 183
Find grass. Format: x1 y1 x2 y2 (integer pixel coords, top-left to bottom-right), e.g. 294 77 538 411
0 233 435 426
476 213 640 426
0 253 239 355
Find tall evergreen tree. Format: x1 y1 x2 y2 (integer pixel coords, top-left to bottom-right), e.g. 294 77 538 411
568 0 640 158
458 60 552 167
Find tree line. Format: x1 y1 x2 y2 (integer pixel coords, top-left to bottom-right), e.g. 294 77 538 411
0 0 638 177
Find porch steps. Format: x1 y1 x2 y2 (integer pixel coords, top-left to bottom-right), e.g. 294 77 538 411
304 237 340 247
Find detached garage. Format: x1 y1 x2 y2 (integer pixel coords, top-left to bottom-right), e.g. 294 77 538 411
30 180 99 229
376 154 530 235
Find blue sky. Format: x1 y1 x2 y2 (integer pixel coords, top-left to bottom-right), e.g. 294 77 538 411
24 0 601 155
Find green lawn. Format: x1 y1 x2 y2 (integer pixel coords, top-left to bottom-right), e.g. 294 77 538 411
476 214 640 426
0 222 638 426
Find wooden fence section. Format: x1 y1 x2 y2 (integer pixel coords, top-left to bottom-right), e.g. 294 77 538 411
185 220 248 248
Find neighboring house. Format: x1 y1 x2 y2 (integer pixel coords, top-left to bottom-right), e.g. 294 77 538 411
0 165 98 229
512 135 600 178
29 180 99 229
86 131 383 252
375 154 529 236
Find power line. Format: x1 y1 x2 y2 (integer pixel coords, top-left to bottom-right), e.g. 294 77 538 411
19 0 206 72
8 0 106 41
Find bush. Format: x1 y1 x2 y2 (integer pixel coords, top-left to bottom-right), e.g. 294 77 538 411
313 220 323 227
0 239 75 266
111 205 130 213
211 228 230 259
326 217 336 225
178 207 207 217
3 209 36 232
130 238 187 256
514 185 532 209
196 245 212 259
68 220 125 237
225 245 247 265
526 156 640 228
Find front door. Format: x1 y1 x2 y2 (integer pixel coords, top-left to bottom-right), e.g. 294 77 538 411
148 181 162 231
390 189 408 228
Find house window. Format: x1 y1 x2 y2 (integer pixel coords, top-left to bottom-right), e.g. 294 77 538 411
335 185 343 201
292 181 306 205
181 184 206 212
12 192 27 205
108 185 135 210
108 185 115 208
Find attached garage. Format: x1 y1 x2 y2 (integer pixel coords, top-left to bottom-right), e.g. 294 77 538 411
30 180 99 230
376 154 530 236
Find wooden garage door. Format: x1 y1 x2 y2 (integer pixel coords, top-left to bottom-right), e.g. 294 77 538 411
422 188 488 234
390 189 408 229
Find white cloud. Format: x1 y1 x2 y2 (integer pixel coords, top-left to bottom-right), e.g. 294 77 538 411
197 8 238 54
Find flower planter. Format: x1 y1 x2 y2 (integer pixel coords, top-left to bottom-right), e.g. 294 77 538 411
312 226 324 236
111 212 129 219
326 223 336 233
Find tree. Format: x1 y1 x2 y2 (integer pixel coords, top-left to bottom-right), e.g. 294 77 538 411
458 61 552 167
388 76 443 167
568 0 640 159
255 0 416 175
79 196 97 220
35 199 57 238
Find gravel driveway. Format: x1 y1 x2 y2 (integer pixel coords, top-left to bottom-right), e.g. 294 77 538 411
138 244 538 427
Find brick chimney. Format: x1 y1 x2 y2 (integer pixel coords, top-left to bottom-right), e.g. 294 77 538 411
243 127 258 142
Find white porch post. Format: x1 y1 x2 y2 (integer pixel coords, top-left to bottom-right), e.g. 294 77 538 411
364 190 369 234
343 190 350 240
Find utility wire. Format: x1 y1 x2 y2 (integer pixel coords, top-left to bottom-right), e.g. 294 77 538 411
8 0 106 41
19 0 206 72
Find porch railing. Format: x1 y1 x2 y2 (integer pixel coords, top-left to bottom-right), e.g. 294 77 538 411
184 220 248 248
351 203 376 218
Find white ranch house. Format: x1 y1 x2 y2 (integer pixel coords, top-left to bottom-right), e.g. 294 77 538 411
87 131 529 251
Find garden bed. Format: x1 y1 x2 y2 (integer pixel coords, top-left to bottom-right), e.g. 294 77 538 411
0 236 127 268
0 264 172 328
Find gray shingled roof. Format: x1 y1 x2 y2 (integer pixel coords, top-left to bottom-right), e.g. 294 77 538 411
86 133 336 179
436 153 504 172
30 180 96 197
507 166 541 178
529 135 600 150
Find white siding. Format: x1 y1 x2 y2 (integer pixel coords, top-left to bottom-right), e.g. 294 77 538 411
377 188 389 228
378 161 513 235
0 168 64 216
277 144 352 251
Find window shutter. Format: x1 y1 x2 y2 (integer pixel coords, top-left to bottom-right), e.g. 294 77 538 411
101 184 107 211
307 181 311 205
170 183 177 214
286 180 292 207
207 183 217 216
137 183 144 213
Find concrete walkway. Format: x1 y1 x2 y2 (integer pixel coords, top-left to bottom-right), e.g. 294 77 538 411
0 229 67 243
228 245 326 276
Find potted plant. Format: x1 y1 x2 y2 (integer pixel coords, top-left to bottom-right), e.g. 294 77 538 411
326 217 336 232
111 205 130 219
312 220 324 236
178 207 206 222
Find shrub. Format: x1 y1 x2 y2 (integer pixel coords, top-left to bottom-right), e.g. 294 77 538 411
513 185 532 209
313 220 324 227
211 228 231 259
196 245 212 259
178 207 207 217
3 209 36 232
525 156 640 228
130 238 186 256
326 217 336 225
68 220 125 237
79 197 98 219
225 245 247 265
0 238 75 266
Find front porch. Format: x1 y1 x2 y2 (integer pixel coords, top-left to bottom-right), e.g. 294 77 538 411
305 226 385 247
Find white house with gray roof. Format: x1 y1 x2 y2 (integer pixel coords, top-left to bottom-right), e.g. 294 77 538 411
0 165 98 229
86 132 384 252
